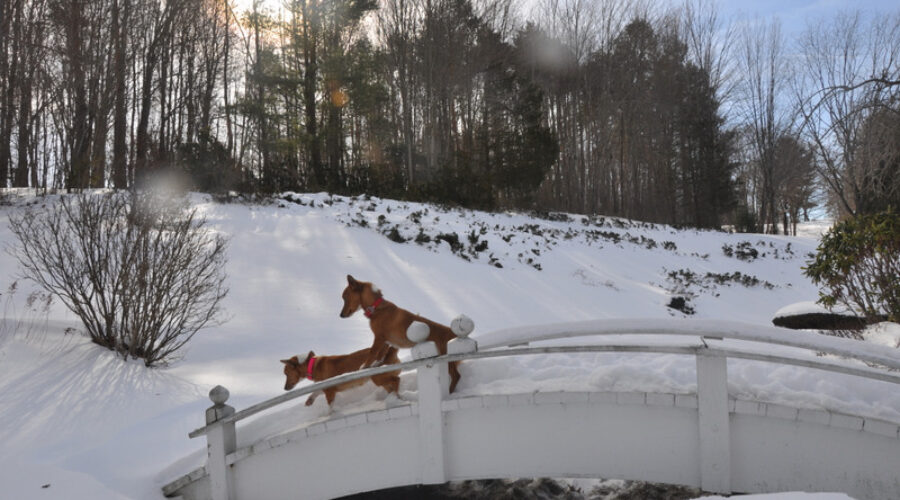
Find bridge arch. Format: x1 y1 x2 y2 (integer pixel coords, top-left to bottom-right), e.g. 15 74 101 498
162 319 900 500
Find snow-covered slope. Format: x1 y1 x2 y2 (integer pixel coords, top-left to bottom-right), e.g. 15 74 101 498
0 192 894 499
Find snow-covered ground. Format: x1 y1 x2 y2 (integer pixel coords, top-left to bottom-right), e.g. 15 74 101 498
0 192 895 499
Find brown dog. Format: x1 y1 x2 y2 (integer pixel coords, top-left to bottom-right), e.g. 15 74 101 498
339 275 461 393
281 347 400 407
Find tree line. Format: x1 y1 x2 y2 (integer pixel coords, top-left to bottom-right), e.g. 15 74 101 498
2 0 898 231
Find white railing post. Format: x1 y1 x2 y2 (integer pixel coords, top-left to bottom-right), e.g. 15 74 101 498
206 385 236 500
412 340 447 484
449 314 477 357
696 343 731 494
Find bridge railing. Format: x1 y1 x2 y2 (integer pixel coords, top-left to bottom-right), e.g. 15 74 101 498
183 319 900 500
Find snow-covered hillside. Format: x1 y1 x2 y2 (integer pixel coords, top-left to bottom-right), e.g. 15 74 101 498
0 192 894 499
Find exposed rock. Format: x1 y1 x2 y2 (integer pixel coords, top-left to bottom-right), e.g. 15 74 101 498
340 478 703 500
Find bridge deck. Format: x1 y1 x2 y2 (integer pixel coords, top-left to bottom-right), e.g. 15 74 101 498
164 390 900 500
162 319 900 500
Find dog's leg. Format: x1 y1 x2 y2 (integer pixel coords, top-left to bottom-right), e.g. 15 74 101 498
364 339 392 368
325 388 337 406
370 342 392 367
305 390 322 406
373 372 401 396
448 361 461 393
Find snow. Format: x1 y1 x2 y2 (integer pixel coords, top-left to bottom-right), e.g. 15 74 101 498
697 494 853 500
0 192 895 499
794 219 835 239
774 301 851 318
865 322 900 350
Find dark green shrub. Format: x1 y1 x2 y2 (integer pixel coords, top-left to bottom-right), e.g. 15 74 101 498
804 209 900 323
385 226 407 243
436 232 463 252
733 205 758 233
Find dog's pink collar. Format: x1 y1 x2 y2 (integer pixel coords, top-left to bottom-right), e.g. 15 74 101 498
306 356 316 380
364 297 384 318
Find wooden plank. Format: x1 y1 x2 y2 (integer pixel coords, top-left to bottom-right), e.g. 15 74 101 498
697 354 730 494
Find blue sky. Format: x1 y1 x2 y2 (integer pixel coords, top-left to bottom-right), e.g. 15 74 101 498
718 0 898 36
239 0 899 32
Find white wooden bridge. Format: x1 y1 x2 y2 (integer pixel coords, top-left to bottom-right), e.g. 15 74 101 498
162 319 900 500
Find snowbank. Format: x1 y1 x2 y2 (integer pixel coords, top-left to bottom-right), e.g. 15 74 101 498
0 193 892 499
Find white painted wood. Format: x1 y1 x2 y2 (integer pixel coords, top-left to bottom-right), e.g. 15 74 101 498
442 392 701 487
730 411 900 498
476 318 900 369
407 321 430 343
167 319 900 500
204 387 236 500
447 336 477 355
206 420 235 500
231 416 422 500
696 353 730 494
450 315 475 337
167 390 900 500
413 341 447 484
188 341 900 439
416 362 447 484
411 340 439 359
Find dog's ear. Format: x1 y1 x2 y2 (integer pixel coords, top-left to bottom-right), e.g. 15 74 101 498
280 359 291 365
308 350 315 360
347 274 363 290
281 355 300 366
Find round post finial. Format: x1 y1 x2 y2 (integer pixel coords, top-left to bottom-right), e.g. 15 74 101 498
407 321 430 343
209 385 230 406
451 314 475 338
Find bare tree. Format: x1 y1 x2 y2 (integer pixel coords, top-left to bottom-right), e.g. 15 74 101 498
376 0 423 185
736 17 790 233
7 191 229 366
794 10 900 217
773 135 817 235
677 0 735 104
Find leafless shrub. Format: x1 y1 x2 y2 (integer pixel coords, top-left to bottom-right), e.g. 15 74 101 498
0 281 55 345
0 281 54 346
6 191 229 366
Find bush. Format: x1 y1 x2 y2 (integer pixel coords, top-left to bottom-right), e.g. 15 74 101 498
722 241 758 261
7 191 229 366
804 209 900 323
667 296 695 315
732 205 758 233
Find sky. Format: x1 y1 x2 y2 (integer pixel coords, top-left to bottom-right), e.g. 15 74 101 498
230 0 900 54
234 0 900 29
717 0 899 37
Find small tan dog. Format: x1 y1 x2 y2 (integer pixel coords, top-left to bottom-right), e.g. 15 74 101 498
339 275 461 393
281 347 400 407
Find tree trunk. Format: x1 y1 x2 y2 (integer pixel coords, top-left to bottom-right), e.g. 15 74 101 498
136 47 158 182
14 69 30 187
0 0 20 188
66 0 91 189
302 0 324 188
112 0 129 189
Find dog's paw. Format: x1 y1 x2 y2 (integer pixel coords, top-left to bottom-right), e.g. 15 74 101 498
305 396 316 406
384 392 404 409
